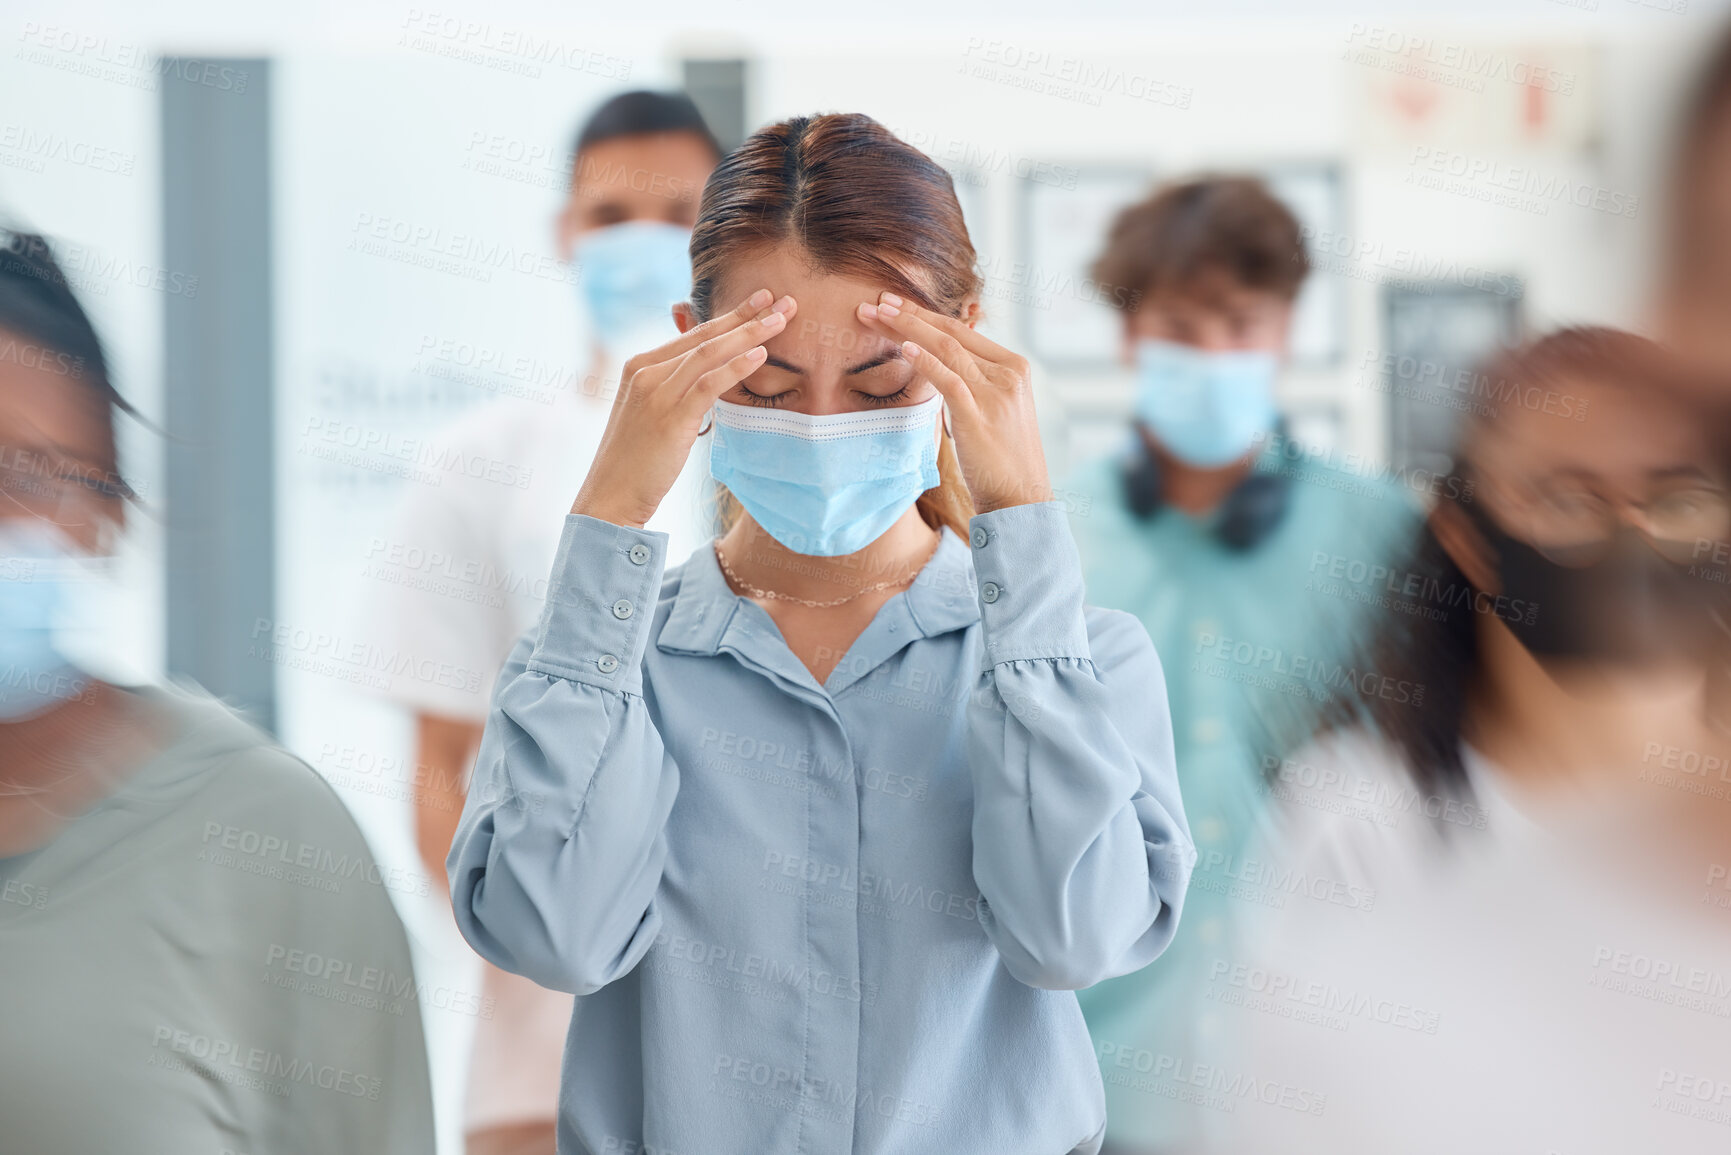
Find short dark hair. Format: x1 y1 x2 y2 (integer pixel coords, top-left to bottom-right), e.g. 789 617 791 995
573 90 722 161
1091 175 1309 311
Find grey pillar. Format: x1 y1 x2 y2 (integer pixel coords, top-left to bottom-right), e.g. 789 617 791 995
161 58 276 732
682 58 749 153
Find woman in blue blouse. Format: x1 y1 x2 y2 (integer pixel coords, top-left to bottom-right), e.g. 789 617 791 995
448 112 1195 1155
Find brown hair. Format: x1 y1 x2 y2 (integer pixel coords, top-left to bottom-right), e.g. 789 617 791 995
1090 175 1309 312
1471 327 1681 431
689 113 980 542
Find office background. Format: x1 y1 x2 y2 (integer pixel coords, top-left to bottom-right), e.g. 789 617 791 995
1 4 1716 1147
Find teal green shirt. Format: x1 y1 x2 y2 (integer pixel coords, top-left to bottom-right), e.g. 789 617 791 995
1065 437 1421 1151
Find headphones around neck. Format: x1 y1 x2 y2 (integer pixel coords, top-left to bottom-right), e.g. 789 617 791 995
1121 421 1293 552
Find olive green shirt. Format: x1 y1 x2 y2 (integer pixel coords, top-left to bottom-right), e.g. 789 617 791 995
0 679 434 1154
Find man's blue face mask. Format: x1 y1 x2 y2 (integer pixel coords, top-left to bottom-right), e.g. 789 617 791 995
708 393 945 557
574 221 693 346
1132 337 1279 468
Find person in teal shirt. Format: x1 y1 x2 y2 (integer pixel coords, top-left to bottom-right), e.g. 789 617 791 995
1066 176 1422 1155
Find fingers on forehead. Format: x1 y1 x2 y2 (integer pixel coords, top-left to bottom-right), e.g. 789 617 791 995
908 304 1000 358
692 313 779 364
733 288 773 315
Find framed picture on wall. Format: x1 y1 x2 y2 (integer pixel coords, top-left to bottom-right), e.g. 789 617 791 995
1016 166 1156 368
1381 280 1524 478
1262 161 1346 368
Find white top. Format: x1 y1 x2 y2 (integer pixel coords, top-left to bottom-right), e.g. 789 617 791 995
1210 728 1730 1154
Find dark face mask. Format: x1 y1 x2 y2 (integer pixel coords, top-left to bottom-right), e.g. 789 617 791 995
1465 501 1718 665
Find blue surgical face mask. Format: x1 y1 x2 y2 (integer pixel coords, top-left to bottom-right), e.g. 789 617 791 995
574 221 693 348
0 519 93 722
1132 338 1279 468
708 393 944 557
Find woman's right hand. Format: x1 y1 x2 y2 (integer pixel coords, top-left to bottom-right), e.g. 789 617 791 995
572 288 796 528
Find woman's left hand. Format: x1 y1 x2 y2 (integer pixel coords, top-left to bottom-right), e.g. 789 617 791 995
858 292 1053 514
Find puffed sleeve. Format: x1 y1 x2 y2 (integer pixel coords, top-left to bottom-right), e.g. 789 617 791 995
447 514 678 996
964 500 1196 990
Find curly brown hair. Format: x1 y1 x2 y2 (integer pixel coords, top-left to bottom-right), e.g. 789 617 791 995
1090 175 1309 312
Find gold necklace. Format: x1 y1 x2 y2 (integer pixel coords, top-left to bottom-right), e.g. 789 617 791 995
712 535 941 608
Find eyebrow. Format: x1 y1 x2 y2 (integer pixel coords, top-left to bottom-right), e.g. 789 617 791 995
763 348 905 376
1648 465 1718 484
1534 464 1722 488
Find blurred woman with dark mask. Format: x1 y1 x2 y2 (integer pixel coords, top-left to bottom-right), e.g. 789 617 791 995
1323 327 1729 814
1210 327 1731 1154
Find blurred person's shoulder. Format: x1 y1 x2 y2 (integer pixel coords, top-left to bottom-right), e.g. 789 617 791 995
1264 726 1514 908
1257 726 1442 882
0 682 430 1155
92 683 433 1150
131 677 335 790
117 679 393 867
8 679 422 951
1057 446 1140 556
1273 446 1423 541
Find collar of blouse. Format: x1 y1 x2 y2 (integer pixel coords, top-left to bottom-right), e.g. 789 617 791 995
655 524 983 699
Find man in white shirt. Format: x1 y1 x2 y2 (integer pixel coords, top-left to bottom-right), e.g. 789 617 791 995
367 90 722 1155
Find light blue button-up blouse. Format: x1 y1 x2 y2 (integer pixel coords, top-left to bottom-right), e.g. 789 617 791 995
448 499 1196 1155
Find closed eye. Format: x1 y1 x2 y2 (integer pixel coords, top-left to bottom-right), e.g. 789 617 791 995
734 384 795 408
855 385 912 407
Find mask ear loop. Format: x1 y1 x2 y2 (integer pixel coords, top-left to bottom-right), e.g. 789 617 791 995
939 399 952 440
696 408 715 437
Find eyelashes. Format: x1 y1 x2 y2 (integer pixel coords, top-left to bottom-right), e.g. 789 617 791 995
735 384 913 409
735 386 792 408
857 385 912 407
